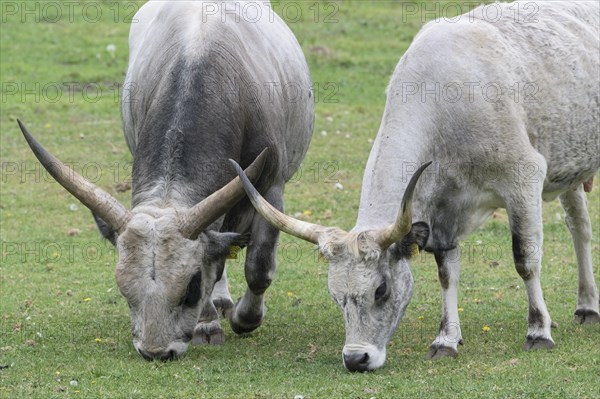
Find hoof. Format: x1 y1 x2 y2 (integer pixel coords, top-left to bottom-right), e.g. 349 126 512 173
229 311 263 335
574 309 600 325
192 320 225 345
228 302 264 335
426 343 458 360
523 336 554 351
213 297 234 318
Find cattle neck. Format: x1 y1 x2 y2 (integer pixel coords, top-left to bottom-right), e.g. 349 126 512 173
353 116 431 233
131 182 200 211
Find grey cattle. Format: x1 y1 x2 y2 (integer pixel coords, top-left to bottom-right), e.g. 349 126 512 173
231 1 599 371
19 0 313 361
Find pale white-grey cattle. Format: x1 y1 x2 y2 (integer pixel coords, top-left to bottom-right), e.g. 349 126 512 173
231 0 599 370
20 0 314 360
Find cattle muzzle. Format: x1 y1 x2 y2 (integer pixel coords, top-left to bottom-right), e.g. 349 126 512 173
138 348 178 362
342 343 386 372
343 352 370 372
134 340 189 362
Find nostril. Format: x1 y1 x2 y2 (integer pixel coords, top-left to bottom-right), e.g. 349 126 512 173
165 350 176 361
343 352 371 372
138 349 154 362
137 348 177 361
157 349 176 361
359 353 369 364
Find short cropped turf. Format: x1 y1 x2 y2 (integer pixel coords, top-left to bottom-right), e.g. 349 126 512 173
1 1 598 398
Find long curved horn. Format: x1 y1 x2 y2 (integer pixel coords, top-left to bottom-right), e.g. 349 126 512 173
180 149 269 239
228 159 324 244
373 161 432 249
18 120 132 233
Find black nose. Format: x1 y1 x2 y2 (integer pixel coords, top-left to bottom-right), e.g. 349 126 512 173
343 352 370 372
139 349 176 362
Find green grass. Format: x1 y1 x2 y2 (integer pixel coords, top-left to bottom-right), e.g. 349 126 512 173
1 1 599 398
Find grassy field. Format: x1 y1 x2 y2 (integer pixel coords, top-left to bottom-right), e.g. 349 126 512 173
1 1 599 398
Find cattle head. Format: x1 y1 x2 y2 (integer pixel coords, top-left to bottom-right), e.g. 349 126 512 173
230 159 430 371
18 120 267 361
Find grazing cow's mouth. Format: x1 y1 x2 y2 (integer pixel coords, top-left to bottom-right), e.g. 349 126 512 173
342 343 386 372
133 340 189 361
137 348 178 362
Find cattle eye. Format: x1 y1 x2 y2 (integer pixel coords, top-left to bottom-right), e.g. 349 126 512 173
181 272 202 307
375 282 387 301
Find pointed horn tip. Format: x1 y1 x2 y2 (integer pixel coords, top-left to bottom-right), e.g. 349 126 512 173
413 160 433 177
17 119 40 152
17 119 29 137
407 160 433 189
251 147 269 175
228 147 269 182
17 119 31 134
228 159 250 184
228 158 259 200
228 158 243 173
256 147 269 160
380 160 433 249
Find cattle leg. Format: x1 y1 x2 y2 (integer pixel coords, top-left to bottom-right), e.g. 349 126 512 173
559 186 600 324
229 185 282 334
193 296 226 345
506 183 554 350
427 247 463 359
192 261 231 345
211 268 235 318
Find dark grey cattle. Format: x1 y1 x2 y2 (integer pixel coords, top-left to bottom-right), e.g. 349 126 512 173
20 0 314 360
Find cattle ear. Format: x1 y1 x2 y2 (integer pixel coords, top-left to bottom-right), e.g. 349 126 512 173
93 212 117 246
203 232 249 282
204 231 249 260
393 222 429 259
